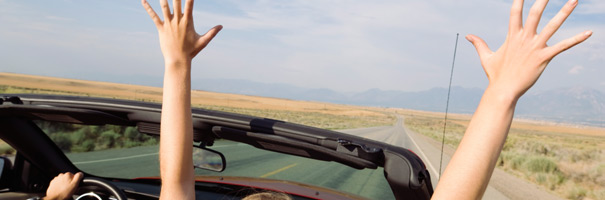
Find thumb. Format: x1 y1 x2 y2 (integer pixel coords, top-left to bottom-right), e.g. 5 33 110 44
192 25 223 57
71 172 83 186
466 34 492 59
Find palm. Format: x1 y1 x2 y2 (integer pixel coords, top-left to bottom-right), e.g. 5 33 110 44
467 0 591 98
142 0 222 63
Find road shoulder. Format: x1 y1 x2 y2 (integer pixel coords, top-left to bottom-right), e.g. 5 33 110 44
404 126 564 200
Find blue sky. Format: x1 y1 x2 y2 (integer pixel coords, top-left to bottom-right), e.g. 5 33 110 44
1 0 603 93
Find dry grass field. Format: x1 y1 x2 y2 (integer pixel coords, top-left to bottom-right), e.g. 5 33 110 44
401 109 605 200
2 72 603 199
0 72 394 129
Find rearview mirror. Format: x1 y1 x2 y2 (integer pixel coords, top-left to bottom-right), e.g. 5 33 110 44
193 147 226 172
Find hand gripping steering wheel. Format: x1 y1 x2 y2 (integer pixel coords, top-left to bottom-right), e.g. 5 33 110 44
75 177 127 200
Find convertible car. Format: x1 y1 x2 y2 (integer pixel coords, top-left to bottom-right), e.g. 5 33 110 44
0 94 433 200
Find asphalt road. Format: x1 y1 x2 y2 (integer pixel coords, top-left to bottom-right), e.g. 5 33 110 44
342 115 563 200
341 115 509 200
339 116 442 188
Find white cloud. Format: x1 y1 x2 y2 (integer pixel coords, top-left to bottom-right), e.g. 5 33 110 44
188 0 517 91
568 65 584 74
187 0 604 92
1 0 603 93
577 0 605 15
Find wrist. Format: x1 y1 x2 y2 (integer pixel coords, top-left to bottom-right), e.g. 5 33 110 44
164 58 191 68
482 85 520 110
164 59 192 75
485 83 523 101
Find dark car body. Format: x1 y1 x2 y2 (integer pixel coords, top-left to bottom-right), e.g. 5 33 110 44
0 94 433 199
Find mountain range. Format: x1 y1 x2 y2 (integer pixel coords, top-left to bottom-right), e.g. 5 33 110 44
192 78 605 127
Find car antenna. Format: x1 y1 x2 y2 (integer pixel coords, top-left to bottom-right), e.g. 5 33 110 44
439 33 459 179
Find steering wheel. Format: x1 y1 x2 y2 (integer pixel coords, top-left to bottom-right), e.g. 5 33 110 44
75 177 127 200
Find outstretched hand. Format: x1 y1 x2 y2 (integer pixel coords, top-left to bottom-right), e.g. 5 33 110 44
467 0 591 99
434 1 591 199
142 0 222 65
44 172 83 200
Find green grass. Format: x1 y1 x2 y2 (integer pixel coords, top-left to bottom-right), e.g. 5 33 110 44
35 121 158 153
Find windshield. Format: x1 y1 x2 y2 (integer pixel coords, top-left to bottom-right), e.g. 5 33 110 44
36 121 395 199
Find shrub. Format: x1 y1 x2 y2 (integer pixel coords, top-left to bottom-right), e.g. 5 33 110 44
71 129 87 144
509 156 527 171
532 172 565 191
535 173 547 184
72 140 96 152
97 130 121 149
592 189 605 200
591 164 605 185
122 140 141 148
124 127 140 140
502 137 516 151
51 134 72 152
142 137 158 146
566 186 587 200
524 156 558 173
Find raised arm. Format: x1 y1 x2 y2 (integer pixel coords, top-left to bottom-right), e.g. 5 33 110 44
433 0 591 199
141 0 222 199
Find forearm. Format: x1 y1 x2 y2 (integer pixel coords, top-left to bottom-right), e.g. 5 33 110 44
159 61 195 199
431 0 589 198
433 86 517 199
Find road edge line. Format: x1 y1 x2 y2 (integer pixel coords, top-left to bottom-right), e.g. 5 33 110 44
399 115 440 179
